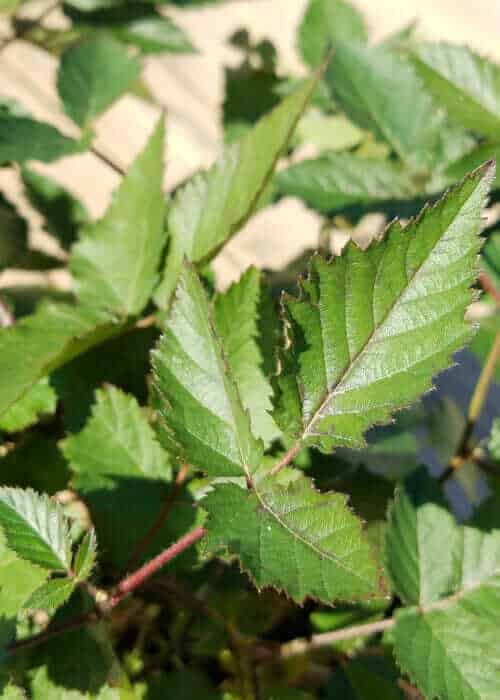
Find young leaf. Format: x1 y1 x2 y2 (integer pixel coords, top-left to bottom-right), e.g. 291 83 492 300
0 116 81 164
152 263 263 478
326 42 441 171
412 43 500 139
24 578 75 613
0 301 119 418
386 467 460 605
70 118 165 315
298 0 367 68
274 164 493 453
61 385 171 482
202 473 380 602
22 168 90 250
275 152 416 214
0 378 56 433
153 73 321 308
73 530 97 581
57 36 141 128
213 268 279 445
0 488 72 571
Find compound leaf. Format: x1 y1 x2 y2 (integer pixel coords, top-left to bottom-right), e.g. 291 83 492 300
0 487 72 571
70 118 165 316
152 263 262 479
154 73 321 308
274 164 493 453
213 268 279 445
57 35 141 128
202 472 380 603
412 43 500 139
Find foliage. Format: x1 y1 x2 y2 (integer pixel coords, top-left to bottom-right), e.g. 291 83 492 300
0 0 498 698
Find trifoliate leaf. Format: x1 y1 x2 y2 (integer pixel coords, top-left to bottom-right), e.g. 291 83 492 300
298 0 367 68
326 42 441 171
24 578 75 613
153 73 321 308
0 301 119 418
22 168 90 251
0 117 80 165
276 153 415 214
412 43 500 139
386 467 461 605
61 386 171 482
70 118 165 315
0 378 56 433
274 164 493 453
202 474 380 602
73 530 97 581
214 268 279 445
152 263 263 479
0 488 72 571
57 36 141 128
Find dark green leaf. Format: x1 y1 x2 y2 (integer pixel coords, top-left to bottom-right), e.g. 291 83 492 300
325 655 404 699
0 117 81 165
73 530 97 581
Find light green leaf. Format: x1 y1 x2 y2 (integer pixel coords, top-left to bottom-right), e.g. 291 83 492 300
0 301 119 418
61 385 171 481
298 0 367 68
412 43 500 139
153 263 262 478
57 36 141 128
386 467 461 605
0 117 81 164
326 42 441 171
154 73 321 308
202 473 380 602
214 268 279 445
0 378 57 433
24 578 75 613
22 168 90 251
73 530 97 581
276 152 416 214
0 488 72 571
274 164 493 453
0 529 47 619
70 118 165 315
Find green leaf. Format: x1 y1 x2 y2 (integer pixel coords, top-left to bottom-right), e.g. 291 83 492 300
446 142 500 191
0 529 47 619
152 263 262 478
22 168 90 251
214 268 279 445
296 111 364 152
70 118 165 315
326 42 441 171
24 578 75 613
276 152 416 214
0 117 80 164
0 195 28 271
412 43 500 139
73 530 97 581
394 576 500 700
0 488 72 571
325 655 404 699
153 73 321 308
0 301 119 419
57 36 141 128
482 230 500 285
136 670 221 700
202 473 380 602
386 467 461 605
274 164 493 452
298 0 367 68
65 4 195 54
489 418 500 460
61 385 171 482
0 378 57 433
0 435 71 495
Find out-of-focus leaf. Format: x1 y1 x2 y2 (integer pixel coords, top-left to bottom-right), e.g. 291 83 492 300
296 110 364 152
0 117 81 165
0 435 71 495
325 655 404 699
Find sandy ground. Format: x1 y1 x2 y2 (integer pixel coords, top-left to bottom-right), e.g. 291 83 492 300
0 0 499 287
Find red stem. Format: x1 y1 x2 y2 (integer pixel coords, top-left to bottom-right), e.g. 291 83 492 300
109 526 206 607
